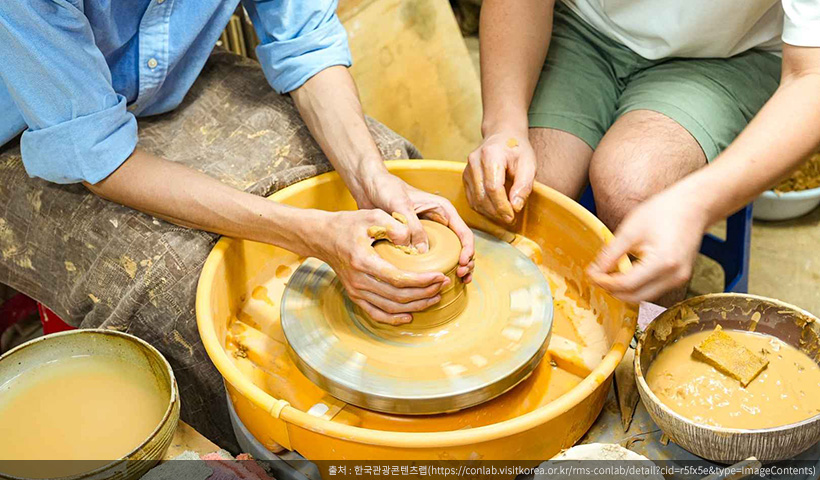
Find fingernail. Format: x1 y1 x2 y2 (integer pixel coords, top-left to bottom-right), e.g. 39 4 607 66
441 277 451 288
503 214 514 224
512 197 524 211
415 242 428 253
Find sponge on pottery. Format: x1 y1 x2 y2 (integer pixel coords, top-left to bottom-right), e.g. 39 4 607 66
693 325 769 387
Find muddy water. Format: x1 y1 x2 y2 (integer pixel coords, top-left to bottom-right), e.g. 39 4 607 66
0 355 167 466
647 329 820 429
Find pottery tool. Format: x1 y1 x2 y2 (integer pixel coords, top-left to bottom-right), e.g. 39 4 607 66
614 348 639 431
692 325 768 387
281 220 553 415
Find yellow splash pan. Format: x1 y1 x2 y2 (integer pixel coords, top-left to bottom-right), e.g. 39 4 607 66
196 160 636 460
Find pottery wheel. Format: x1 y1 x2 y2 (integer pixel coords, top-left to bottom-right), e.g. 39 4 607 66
281 221 553 415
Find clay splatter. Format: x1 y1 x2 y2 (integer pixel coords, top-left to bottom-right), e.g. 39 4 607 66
275 265 292 279
251 286 276 308
119 255 137 279
26 190 42 214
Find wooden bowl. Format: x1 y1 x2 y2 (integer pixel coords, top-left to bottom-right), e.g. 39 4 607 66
635 294 820 463
0 329 179 479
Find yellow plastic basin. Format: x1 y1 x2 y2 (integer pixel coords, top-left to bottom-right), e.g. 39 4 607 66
196 160 636 460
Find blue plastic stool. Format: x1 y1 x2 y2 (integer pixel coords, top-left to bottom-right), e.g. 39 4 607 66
579 187 751 293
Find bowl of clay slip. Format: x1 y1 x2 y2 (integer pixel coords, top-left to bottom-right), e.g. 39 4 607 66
0 329 180 480
634 294 820 463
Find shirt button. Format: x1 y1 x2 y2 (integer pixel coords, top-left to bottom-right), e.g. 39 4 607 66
156 0 165 3
147 58 158 69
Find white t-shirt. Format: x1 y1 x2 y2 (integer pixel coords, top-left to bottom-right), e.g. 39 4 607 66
560 0 820 59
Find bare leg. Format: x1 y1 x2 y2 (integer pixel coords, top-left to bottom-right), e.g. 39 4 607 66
589 110 707 306
529 127 594 200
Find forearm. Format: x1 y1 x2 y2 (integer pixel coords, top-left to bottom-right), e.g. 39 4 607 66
85 148 322 256
479 0 555 134
672 71 820 225
290 65 386 206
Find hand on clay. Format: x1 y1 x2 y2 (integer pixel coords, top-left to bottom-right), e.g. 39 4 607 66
586 189 708 303
463 130 536 225
358 172 475 283
311 209 452 325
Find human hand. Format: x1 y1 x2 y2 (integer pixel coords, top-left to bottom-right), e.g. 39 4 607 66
357 172 475 282
307 209 452 325
586 189 709 303
463 129 537 225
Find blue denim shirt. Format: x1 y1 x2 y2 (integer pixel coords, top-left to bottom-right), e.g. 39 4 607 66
0 0 352 184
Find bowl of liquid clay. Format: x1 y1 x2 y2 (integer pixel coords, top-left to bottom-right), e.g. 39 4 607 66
635 294 820 464
0 329 180 479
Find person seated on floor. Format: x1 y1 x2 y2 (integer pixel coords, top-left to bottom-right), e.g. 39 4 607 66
464 0 820 305
0 0 474 326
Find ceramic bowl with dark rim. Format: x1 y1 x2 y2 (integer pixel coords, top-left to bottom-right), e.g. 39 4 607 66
635 294 820 464
0 329 179 480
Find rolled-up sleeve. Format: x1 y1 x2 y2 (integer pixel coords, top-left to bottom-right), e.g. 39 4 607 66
0 0 137 184
782 0 820 47
241 0 352 94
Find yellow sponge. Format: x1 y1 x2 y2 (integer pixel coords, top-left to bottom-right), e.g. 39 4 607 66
692 325 769 387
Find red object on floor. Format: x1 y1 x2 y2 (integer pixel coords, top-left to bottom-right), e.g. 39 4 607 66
0 293 75 340
0 293 38 337
37 302 75 335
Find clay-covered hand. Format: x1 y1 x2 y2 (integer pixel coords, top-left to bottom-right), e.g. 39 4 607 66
586 189 709 303
463 130 536 225
358 172 475 282
308 209 452 325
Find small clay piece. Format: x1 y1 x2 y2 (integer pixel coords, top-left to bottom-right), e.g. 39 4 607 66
367 212 417 254
506 137 519 148
692 325 768 387
391 212 408 224
367 225 388 240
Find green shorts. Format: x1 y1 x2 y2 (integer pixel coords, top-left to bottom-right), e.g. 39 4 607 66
529 3 782 161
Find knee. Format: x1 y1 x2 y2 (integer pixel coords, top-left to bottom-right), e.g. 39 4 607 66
588 150 657 230
528 128 592 200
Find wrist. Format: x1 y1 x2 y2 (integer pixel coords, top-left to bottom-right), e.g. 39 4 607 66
259 204 330 257
481 111 529 137
669 173 721 228
342 155 388 206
